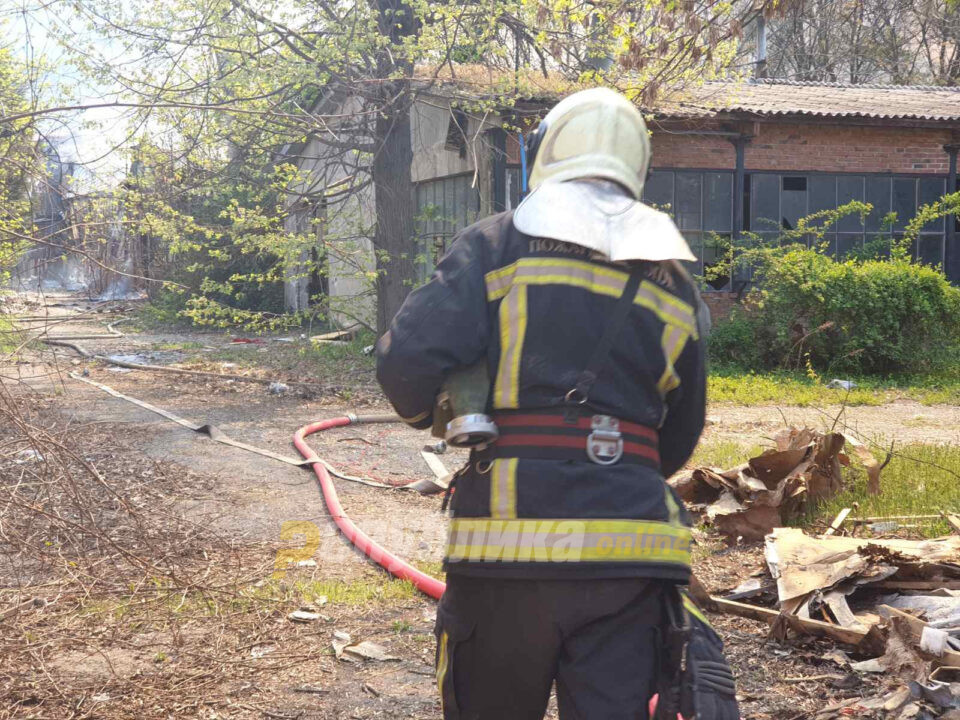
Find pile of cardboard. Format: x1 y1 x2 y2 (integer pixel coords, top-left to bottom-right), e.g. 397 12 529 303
671 428 883 541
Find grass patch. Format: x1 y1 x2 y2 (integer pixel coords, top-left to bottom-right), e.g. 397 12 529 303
0 314 19 354
151 340 204 351
804 442 960 538
294 576 418 605
196 332 376 378
708 366 960 407
412 559 446 581
689 439 960 538
689 440 764 469
75 574 420 626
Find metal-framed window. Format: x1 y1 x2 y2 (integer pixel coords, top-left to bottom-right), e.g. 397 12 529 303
414 173 482 280
645 169 952 291
642 170 736 290
746 172 948 268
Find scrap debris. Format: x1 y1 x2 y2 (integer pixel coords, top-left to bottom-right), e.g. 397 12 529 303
709 528 960 719
670 427 885 542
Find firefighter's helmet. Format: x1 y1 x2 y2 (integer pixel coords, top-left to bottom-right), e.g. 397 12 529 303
525 87 651 199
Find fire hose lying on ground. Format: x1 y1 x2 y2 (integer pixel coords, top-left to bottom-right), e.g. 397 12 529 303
294 415 446 599
34 315 492 601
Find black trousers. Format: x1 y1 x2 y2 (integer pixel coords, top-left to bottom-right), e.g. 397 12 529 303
435 574 667 720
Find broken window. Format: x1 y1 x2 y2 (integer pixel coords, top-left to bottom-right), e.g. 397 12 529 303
444 110 469 159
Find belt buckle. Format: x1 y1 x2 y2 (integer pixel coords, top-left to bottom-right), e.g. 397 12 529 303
586 415 623 465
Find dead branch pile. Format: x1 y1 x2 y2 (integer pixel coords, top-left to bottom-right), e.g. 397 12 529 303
0 382 287 718
671 427 883 542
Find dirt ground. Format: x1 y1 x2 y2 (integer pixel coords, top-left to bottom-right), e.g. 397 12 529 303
2 294 951 719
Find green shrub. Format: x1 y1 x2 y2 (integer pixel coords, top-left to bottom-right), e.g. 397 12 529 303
713 249 960 375
707 310 761 370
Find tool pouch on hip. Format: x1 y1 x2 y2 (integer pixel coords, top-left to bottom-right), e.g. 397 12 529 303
656 589 740 720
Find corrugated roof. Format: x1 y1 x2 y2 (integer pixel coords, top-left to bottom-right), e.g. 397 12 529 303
661 79 960 123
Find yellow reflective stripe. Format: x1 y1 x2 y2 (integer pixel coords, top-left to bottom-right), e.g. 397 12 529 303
494 286 527 408
485 258 629 301
485 260 696 335
446 518 692 565
682 593 710 627
635 281 698 338
485 263 518 300
436 630 449 711
657 324 689 396
489 458 518 519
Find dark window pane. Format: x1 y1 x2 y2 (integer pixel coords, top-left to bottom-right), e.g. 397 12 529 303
781 175 808 230
750 174 780 232
892 177 916 231
837 176 864 232
702 233 730 291
704 173 733 232
443 178 456 233
681 232 703 278
865 177 892 232
919 177 946 232
837 233 863 258
918 235 944 268
643 171 674 211
675 172 702 230
809 176 837 214
783 176 807 192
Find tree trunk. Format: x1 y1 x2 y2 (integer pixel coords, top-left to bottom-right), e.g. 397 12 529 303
372 0 418 335
372 88 416 334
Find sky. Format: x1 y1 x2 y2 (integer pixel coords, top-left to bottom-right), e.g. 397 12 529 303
3 0 134 187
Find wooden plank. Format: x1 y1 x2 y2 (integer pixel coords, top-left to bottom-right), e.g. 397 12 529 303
875 580 960 592
710 596 780 623
942 512 960 536
823 591 866 630
880 605 960 667
852 514 942 524
710 596 876 647
824 508 852 536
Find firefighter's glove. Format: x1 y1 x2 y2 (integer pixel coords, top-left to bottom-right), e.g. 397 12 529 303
679 613 740 720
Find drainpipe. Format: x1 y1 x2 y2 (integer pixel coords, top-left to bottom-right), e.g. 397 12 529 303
731 136 752 240
946 144 959 283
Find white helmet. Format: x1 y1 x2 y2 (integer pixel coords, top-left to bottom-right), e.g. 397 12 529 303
525 87 652 199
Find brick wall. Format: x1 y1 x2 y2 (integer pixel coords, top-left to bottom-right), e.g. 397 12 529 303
651 120 957 175
702 291 739 323
746 123 955 175
651 128 735 169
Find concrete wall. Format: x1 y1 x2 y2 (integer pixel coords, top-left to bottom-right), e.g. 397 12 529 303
285 93 506 327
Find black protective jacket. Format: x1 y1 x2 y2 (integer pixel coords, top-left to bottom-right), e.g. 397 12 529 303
376 210 706 581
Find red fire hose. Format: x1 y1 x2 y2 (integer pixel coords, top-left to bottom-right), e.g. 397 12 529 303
293 414 447 600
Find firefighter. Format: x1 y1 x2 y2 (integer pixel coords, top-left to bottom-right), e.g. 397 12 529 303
376 87 738 720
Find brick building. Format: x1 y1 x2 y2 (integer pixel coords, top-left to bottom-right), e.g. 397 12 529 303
285 79 960 324
641 80 960 316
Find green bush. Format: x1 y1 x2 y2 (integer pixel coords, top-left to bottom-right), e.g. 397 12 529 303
707 310 761 371
711 249 960 375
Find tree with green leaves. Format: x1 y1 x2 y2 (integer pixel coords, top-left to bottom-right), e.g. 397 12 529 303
13 0 789 332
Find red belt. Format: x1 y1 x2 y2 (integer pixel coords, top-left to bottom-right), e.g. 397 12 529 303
484 410 660 468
